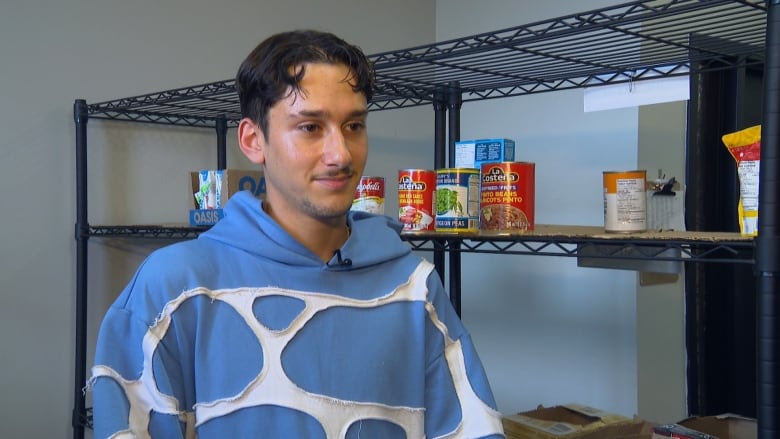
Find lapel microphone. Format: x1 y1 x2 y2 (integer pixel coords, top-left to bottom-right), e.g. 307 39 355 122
331 249 352 267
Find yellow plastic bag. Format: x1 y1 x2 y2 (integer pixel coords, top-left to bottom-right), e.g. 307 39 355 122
721 125 761 236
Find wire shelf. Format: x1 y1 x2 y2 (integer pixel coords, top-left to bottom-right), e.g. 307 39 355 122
85 0 767 126
82 224 754 264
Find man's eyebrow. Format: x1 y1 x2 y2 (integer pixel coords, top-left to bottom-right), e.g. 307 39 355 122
347 109 369 119
290 109 368 119
290 109 326 119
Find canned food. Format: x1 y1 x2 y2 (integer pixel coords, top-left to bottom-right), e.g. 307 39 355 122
398 169 436 233
480 162 535 231
603 170 647 233
352 176 385 214
435 168 480 233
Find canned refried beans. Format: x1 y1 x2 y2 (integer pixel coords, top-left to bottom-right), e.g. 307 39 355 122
398 169 436 233
352 176 385 215
480 162 535 231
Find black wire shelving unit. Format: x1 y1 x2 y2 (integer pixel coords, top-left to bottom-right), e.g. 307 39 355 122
73 1 779 438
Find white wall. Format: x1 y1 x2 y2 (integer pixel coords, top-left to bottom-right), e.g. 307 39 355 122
0 1 434 438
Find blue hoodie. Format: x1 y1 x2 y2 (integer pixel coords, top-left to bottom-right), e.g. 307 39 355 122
90 191 504 439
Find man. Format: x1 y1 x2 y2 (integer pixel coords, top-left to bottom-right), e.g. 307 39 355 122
90 30 505 438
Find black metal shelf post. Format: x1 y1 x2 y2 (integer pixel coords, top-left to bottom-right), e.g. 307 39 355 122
757 1 779 437
216 114 228 170
446 82 463 316
432 87 448 286
73 99 89 439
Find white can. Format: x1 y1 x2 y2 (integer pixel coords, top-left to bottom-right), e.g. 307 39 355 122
603 170 647 233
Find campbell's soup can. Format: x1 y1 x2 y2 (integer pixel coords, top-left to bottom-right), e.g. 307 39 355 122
398 169 436 233
435 168 480 233
480 162 535 231
603 170 647 233
352 176 385 215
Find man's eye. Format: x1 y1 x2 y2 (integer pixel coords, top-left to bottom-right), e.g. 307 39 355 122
299 123 319 133
346 122 366 132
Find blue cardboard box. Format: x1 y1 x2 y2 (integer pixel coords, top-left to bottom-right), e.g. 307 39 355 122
189 208 226 226
454 138 516 169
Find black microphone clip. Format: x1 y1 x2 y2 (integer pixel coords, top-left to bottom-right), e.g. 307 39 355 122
332 249 352 267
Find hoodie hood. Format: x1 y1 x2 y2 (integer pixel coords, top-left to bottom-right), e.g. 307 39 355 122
201 191 411 269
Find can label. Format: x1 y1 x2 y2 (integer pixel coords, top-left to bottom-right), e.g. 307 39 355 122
435 168 480 232
603 170 647 233
480 162 535 231
352 176 385 215
398 169 436 233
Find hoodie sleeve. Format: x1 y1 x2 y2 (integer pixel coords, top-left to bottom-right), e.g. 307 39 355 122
423 273 506 438
90 280 189 438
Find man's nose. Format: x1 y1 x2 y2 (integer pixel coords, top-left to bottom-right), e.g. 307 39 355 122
322 128 350 165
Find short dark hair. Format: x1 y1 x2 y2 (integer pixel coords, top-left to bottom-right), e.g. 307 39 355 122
236 30 375 136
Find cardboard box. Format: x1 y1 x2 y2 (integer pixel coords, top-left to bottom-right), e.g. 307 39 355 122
454 138 515 169
613 420 657 439
189 169 265 226
652 414 756 439
502 403 644 439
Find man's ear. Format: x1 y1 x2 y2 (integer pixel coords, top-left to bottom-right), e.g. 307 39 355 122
237 118 266 164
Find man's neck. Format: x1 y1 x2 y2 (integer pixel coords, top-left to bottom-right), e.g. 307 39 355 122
263 201 350 263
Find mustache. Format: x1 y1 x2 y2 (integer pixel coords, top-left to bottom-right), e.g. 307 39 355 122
318 167 355 178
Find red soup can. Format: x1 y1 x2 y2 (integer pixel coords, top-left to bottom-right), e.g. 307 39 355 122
480 162 535 231
352 176 385 215
397 169 436 233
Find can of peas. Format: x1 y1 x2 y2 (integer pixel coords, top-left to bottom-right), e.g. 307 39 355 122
434 168 480 233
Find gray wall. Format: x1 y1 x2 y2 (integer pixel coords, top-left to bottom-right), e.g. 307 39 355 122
636 101 688 421
0 1 688 437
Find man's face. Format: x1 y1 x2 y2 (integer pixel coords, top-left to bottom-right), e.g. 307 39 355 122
250 63 369 226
